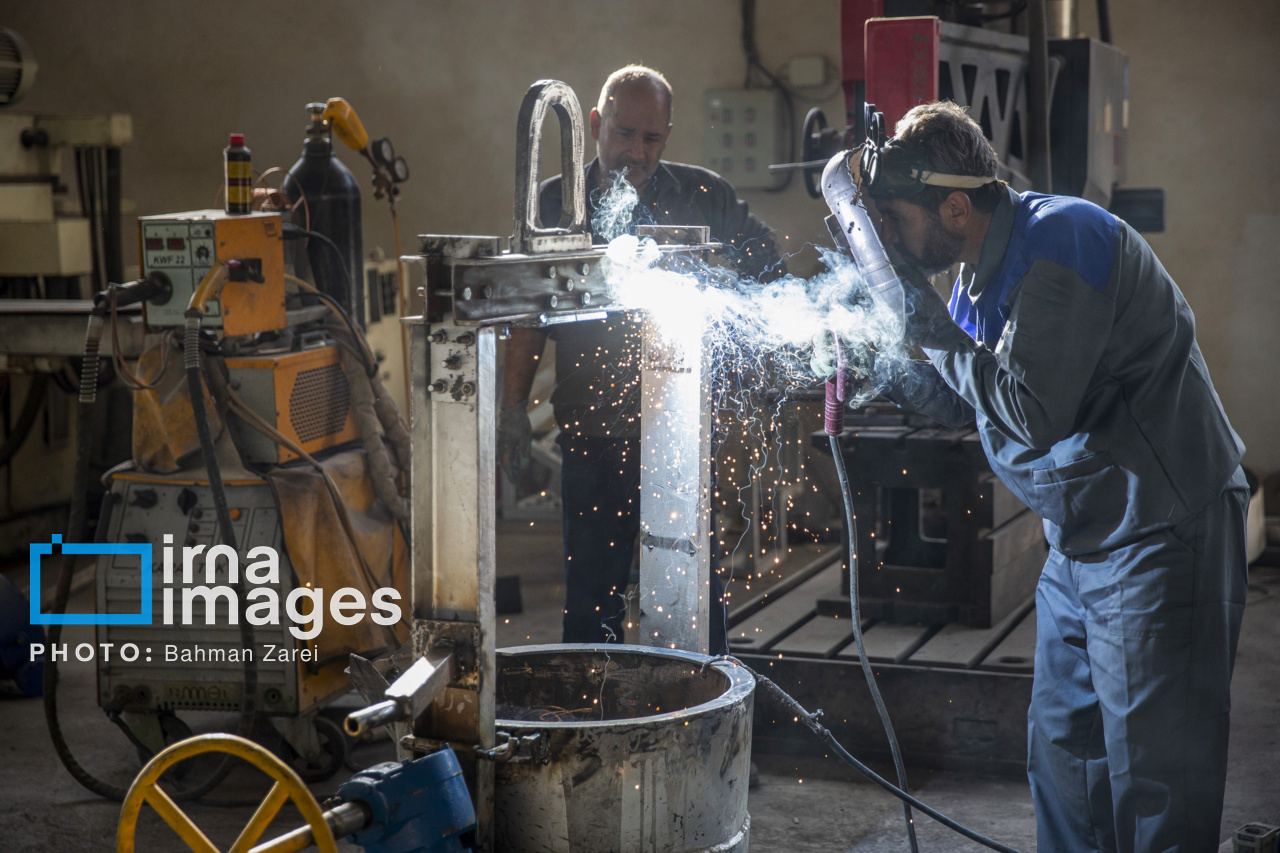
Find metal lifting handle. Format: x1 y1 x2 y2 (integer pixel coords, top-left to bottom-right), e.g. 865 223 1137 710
512 79 589 254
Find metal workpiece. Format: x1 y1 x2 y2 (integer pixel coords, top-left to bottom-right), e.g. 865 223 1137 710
491 645 755 853
419 234 503 260
344 647 456 737
635 224 712 245
639 316 715 654
512 80 590 255
404 80 726 848
442 243 717 327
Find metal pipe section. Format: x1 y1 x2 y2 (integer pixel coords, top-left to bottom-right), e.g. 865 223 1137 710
1027 0 1054 192
820 151 905 338
248 801 371 853
1096 0 1112 43
1046 0 1077 38
344 699 399 737
344 648 455 737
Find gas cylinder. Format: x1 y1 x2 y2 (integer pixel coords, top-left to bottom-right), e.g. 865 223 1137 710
281 102 364 325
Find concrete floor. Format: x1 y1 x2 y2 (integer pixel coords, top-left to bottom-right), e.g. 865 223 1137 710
1 517 1277 851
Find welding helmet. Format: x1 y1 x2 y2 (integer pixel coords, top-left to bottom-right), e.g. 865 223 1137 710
859 104 998 201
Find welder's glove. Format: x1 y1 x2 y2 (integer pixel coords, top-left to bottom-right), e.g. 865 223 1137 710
497 402 533 474
902 277 969 353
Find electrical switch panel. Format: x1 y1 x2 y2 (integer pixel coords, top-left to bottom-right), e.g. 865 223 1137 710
702 89 785 190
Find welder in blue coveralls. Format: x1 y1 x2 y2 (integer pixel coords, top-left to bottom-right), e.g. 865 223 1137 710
869 101 1248 852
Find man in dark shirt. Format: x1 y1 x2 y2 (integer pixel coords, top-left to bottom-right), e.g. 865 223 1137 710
499 65 782 650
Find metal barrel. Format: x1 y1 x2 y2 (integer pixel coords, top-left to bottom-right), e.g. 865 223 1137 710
491 645 755 853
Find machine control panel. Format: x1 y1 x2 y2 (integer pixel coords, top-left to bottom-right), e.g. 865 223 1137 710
702 88 785 190
138 209 286 336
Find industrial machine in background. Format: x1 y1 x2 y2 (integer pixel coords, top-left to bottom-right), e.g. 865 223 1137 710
0 27 135 556
785 0 1159 225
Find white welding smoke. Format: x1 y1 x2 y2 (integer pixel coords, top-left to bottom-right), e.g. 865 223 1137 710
589 168 916 410
600 232 913 411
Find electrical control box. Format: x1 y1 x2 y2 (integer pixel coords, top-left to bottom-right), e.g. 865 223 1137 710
702 89 785 190
138 209 286 335
224 343 358 464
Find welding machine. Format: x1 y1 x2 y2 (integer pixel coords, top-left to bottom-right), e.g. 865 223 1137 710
72 195 412 782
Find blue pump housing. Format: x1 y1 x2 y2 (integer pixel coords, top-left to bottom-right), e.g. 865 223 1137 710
337 748 475 853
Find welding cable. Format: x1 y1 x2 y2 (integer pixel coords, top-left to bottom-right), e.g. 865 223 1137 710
831 431 920 853
322 318 411 469
281 225 371 365
282 266 376 378
110 289 172 391
715 657 1022 853
41 299 130 799
177 286 267 797
41 287 252 803
338 342 409 521
0 372 47 469
284 271 376 375
222 387 408 641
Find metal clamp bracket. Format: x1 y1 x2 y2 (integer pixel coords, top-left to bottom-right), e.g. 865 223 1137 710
477 732 549 765
412 619 482 689
512 80 591 255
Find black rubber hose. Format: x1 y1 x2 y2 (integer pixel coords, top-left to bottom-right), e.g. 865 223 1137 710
831 433 919 853
41 305 128 799
1096 0 1112 43
182 312 260 764
0 372 48 469
281 224 375 376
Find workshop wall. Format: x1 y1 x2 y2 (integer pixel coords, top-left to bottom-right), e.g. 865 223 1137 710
1103 0 1280 476
6 0 1278 474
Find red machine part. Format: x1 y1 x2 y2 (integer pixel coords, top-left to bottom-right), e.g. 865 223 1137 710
840 0 885 117
864 16 941 136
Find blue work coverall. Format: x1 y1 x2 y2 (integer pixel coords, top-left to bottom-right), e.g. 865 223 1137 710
538 158 783 650
896 185 1248 851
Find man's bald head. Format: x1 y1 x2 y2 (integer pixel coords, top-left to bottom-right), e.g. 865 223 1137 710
590 65 674 189
596 65 673 123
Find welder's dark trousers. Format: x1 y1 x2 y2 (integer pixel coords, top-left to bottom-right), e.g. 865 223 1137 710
1029 471 1249 852
558 433 727 652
